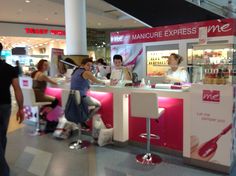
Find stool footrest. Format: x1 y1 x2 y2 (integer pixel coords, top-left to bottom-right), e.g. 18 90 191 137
69 140 90 150
136 153 162 165
139 133 160 140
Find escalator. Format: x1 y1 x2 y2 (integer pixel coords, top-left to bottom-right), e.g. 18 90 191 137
103 0 224 27
186 0 235 18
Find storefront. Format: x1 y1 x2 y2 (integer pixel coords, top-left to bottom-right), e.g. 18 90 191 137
19 18 236 173
0 22 66 76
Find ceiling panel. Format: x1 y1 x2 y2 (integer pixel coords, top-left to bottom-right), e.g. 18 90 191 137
104 0 223 27
0 0 144 29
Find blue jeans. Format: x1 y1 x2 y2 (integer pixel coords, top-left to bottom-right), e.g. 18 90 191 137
0 104 11 176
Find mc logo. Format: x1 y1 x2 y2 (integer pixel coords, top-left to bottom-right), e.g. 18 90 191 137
202 90 220 102
23 80 29 87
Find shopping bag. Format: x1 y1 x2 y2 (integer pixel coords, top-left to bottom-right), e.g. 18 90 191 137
53 116 73 139
98 128 114 147
46 105 64 122
92 114 106 140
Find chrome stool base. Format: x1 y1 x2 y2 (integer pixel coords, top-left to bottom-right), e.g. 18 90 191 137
136 153 162 165
69 140 91 150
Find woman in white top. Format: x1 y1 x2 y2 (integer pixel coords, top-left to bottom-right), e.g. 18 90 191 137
165 53 189 83
110 54 132 85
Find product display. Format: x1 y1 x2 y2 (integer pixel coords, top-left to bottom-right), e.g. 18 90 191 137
188 44 234 84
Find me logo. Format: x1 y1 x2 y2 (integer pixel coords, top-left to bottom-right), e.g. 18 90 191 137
202 90 220 102
111 35 123 43
23 80 29 87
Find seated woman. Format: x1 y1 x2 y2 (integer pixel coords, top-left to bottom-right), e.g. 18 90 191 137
95 58 111 79
110 54 132 86
31 59 59 116
165 53 189 83
70 58 105 129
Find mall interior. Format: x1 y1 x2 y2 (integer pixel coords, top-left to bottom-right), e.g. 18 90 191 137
1 0 236 176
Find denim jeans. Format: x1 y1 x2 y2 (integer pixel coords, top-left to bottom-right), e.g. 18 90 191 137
83 96 101 119
0 104 11 176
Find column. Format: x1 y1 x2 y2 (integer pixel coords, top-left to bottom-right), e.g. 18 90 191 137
228 0 236 18
64 0 87 55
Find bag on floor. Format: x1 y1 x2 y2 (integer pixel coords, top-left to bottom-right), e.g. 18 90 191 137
53 116 73 139
46 105 64 122
98 128 114 147
92 114 106 139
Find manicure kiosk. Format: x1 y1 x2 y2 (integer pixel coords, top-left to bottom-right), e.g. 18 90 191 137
45 18 236 173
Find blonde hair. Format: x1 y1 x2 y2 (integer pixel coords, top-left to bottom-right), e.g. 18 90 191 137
170 53 183 65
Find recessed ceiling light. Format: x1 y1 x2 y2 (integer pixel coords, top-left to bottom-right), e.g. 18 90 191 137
44 18 49 21
25 0 31 3
97 22 102 26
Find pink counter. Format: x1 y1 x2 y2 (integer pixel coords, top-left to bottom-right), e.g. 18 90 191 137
46 85 189 153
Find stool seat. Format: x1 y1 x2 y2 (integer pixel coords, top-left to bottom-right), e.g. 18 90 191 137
130 92 165 165
22 88 51 136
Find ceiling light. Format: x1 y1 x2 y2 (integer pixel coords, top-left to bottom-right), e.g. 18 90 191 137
97 22 102 26
25 0 31 3
44 18 49 21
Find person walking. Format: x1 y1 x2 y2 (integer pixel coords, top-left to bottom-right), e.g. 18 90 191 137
0 43 24 176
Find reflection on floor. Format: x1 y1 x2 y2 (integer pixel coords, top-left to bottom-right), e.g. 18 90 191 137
6 126 227 176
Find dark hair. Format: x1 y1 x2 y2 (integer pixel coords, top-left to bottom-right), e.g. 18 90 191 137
31 59 48 78
170 53 183 65
65 57 77 66
96 58 107 66
37 59 48 70
0 43 3 55
113 54 123 62
81 58 93 65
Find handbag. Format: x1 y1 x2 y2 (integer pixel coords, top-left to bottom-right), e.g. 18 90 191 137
64 90 89 123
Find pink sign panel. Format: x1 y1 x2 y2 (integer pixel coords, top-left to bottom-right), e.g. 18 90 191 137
111 18 235 45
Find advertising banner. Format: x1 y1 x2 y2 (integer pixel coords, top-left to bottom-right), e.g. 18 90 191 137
190 84 233 166
50 48 64 77
111 18 235 45
111 44 144 78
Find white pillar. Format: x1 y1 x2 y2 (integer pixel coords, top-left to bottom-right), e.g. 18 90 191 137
64 0 87 55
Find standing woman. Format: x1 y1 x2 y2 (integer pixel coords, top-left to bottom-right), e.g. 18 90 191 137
165 53 189 83
70 58 104 128
31 59 59 113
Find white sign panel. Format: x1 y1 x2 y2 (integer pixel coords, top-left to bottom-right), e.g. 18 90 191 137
190 84 233 166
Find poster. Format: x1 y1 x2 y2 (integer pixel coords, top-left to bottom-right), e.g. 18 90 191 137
190 84 233 166
50 48 64 77
111 44 143 78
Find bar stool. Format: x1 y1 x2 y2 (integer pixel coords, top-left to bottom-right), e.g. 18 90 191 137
22 88 51 136
130 92 165 165
61 89 91 150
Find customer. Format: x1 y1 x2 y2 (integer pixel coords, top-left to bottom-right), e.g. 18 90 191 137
31 59 59 115
15 60 23 76
110 54 132 85
71 58 104 128
165 53 189 83
0 43 24 176
95 58 111 79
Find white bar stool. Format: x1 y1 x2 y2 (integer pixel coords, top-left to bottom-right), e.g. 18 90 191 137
62 89 91 150
22 88 51 136
130 92 165 165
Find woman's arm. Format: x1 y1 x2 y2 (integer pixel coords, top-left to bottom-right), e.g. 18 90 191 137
83 71 104 84
41 74 58 85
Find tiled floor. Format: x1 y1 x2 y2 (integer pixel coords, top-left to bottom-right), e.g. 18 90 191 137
5 126 227 176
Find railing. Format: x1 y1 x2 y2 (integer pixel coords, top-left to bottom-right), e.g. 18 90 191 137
185 0 230 18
